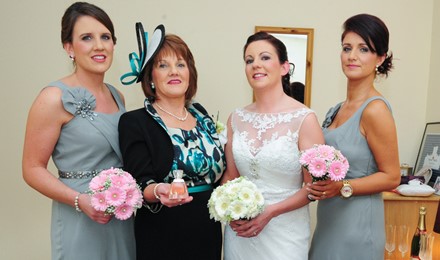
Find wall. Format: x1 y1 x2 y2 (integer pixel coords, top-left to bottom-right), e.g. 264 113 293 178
0 0 436 258
426 0 440 122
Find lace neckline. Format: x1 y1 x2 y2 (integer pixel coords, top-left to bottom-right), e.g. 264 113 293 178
236 109 295 140
239 107 306 115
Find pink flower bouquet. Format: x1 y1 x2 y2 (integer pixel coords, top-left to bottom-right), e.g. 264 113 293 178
88 167 143 220
299 144 349 182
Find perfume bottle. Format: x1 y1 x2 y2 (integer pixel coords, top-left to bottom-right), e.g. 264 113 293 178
168 170 188 199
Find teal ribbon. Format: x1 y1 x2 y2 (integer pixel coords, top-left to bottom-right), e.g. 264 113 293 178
120 27 148 85
120 52 143 85
188 184 213 194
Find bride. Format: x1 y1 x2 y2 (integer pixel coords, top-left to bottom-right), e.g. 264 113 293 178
221 31 324 260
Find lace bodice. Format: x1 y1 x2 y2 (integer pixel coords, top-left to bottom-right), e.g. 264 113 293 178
231 108 313 202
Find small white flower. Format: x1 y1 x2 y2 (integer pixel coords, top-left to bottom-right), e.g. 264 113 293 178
238 187 255 204
229 200 246 220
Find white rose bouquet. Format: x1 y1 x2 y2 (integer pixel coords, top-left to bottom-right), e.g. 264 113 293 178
208 176 265 224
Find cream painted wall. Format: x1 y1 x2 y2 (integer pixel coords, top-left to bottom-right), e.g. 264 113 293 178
427 0 440 122
1 0 437 259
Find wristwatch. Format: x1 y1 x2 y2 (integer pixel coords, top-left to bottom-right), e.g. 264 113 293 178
340 180 353 198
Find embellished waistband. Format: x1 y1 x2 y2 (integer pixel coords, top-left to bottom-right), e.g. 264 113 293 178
187 184 212 193
58 169 103 179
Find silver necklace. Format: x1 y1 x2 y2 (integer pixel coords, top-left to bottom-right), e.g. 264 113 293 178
155 103 189 121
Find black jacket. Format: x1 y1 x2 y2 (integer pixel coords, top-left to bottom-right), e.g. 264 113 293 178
118 102 215 191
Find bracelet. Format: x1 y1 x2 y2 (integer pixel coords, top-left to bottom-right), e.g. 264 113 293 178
74 193 82 212
153 183 163 201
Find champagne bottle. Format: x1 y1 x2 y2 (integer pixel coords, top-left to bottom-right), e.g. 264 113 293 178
410 206 427 259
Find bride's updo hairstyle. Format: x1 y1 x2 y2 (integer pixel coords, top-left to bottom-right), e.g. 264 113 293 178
342 13 393 77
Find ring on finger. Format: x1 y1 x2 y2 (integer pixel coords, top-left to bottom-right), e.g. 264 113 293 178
322 191 326 196
253 231 257 236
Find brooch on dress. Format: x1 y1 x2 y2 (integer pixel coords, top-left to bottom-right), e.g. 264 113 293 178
75 99 97 120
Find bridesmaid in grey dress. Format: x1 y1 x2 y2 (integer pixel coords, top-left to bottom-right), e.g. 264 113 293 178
22 2 135 259
308 14 400 260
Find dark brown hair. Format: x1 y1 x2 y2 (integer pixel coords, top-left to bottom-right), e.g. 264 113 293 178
141 34 198 104
61 2 116 45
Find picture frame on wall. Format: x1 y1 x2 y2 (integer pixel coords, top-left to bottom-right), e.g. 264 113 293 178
414 122 440 186
434 176 440 195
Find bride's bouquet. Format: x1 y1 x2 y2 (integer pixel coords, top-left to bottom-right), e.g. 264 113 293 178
88 167 143 220
299 144 349 182
208 176 265 224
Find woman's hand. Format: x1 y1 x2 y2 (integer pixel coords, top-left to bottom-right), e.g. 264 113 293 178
307 179 342 200
78 194 112 224
230 205 274 238
155 183 193 207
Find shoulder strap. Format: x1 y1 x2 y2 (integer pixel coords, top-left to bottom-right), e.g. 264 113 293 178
105 83 126 113
46 80 68 90
360 96 392 113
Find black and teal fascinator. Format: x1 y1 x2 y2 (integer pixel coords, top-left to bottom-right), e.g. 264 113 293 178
120 23 165 85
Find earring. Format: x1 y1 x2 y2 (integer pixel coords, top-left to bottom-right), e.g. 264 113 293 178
150 82 155 90
69 55 75 61
375 64 379 74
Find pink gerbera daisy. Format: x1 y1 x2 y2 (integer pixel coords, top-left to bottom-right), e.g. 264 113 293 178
105 186 126 207
309 158 327 178
125 187 143 207
110 174 129 188
328 161 347 181
317 145 335 161
114 203 134 220
90 192 108 211
89 174 109 192
100 168 117 176
299 149 317 166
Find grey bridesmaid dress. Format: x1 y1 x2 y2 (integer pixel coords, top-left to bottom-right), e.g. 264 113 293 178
309 96 392 260
49 81 135 260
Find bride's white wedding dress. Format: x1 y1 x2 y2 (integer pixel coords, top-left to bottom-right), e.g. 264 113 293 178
224 108 313 260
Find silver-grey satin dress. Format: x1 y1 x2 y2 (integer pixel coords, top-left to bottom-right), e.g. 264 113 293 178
309 96 391 260
49 81 135 260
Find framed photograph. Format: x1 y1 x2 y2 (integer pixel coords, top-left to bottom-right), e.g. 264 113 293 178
414 122 440 186
434 176 440 195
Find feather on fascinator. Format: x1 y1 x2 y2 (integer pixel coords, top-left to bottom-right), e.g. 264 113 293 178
120 23 165 85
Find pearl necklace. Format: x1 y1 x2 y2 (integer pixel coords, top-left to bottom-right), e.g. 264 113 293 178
155 103 189 121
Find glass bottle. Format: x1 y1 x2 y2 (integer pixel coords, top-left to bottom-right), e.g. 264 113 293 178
410 206 427 259
168 170 188 199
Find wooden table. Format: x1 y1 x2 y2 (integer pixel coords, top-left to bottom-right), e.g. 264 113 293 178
383 191 440 259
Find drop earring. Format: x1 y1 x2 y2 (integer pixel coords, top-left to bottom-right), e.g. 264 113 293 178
150 82 155 90
375 64 379 74
69 55 75 61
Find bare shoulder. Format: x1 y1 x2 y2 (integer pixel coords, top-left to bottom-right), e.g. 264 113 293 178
362 98 392 122
361 98 395 136
29 85 71 124
35 86 63 107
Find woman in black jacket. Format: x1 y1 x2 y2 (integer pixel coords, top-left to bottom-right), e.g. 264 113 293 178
119 24 225 260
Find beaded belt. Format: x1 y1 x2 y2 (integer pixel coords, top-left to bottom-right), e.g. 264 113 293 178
58 169 103 179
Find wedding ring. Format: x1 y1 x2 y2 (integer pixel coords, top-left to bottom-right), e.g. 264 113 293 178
253 231 257 236
322 191 326 196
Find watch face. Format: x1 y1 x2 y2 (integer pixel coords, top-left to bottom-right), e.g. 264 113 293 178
341 185 353 198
